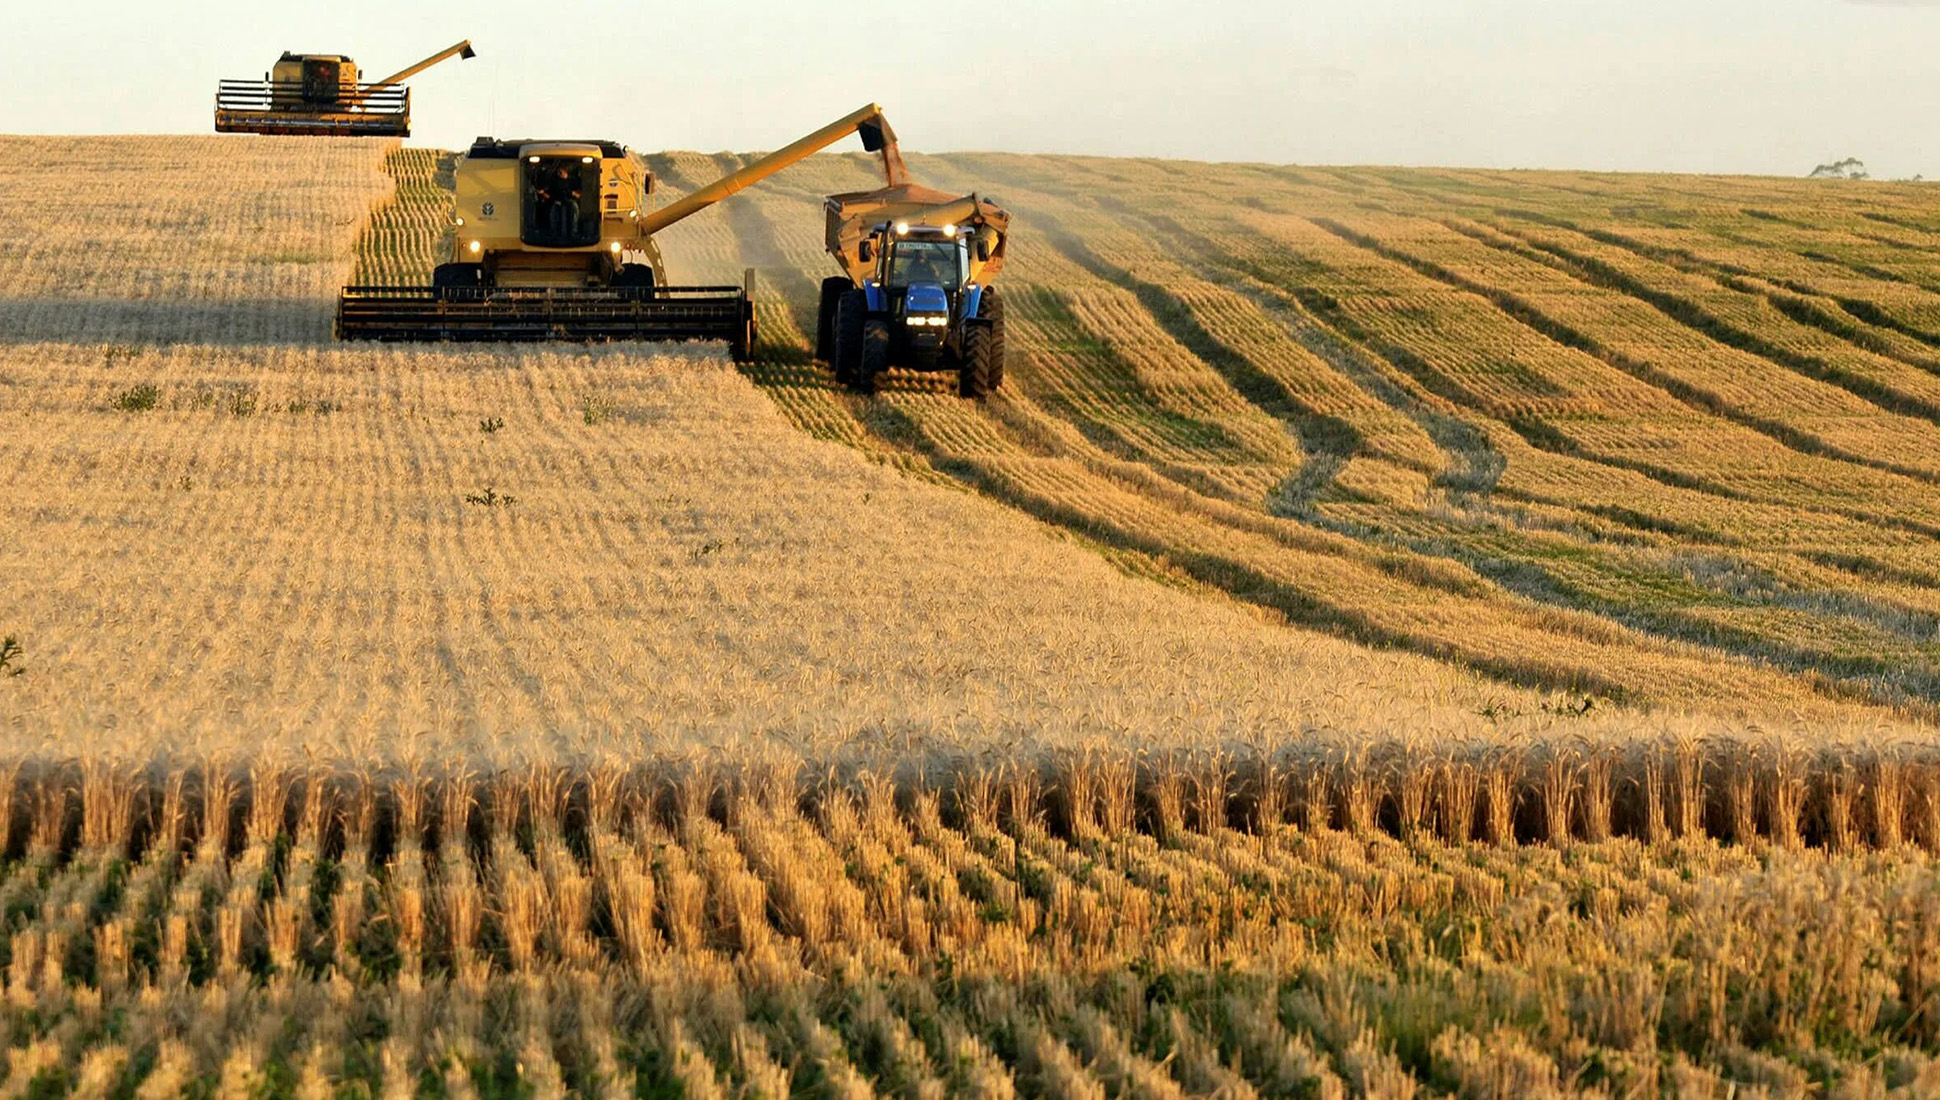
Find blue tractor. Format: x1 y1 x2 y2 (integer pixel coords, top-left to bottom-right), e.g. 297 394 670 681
816 190 1011 397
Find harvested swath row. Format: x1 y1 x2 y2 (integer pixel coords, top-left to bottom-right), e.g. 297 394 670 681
2 755 1940 1094
350 146 456 287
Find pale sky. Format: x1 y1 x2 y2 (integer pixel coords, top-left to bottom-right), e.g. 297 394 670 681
3 0 1937 177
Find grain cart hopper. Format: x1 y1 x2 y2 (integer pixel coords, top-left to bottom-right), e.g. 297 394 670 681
818 187 1011 396
215 40 477 137
337 103 908 359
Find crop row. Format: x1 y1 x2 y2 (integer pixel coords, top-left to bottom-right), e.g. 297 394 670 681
0 751 1938 1094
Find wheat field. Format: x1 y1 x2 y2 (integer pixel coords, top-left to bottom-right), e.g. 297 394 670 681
2 136 1940 1094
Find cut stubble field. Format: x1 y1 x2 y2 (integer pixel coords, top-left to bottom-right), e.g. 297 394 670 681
3 135 1940 1095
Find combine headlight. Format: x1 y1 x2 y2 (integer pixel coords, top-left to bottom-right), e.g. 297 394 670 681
455 217 465 227
582 156 595 164
468 240 482 254
942 223 957 237
610 242 623 253
528 156 541 164
895 222 910 236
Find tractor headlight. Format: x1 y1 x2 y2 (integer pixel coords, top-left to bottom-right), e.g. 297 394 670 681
906 315 948 327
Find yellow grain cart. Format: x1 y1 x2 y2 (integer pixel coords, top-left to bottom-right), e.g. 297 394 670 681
215 40 476 138
337 103 906 359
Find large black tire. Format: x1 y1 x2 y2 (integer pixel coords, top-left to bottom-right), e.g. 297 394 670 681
431 262 484 300
814 277 849 364
959 323 995 398
613 263 657 301
729 300 758 365
835 290 868 389
856 319 891 395
983 286 1007 391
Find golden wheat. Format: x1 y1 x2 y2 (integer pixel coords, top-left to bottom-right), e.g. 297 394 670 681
4 134 1940 1093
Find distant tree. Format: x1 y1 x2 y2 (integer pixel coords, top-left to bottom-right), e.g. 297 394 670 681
1809 157 1870 180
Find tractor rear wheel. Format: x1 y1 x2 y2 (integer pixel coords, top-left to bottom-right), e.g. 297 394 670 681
815 277 849 363
856 319 891 395
835 290 868 389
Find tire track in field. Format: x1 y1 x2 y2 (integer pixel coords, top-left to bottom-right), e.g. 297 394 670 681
948 158 1410 514
1472 211 1940 423
1312 213 1940 489
1303 165 1940 368
1030 210 1362 516
1499 213 1940 382
1118 204 1506 501
1094 207 1940 696
1283 172 1940 513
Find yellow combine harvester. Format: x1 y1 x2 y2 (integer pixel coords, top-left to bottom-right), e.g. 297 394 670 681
214 40 476 138
336 103 907 358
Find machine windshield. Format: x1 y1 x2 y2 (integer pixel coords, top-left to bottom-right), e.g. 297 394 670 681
301 59 343 104
886 240 961 290
522 156 603 248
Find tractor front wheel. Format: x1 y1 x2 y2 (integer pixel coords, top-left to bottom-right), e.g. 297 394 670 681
959 323 995 398
856 319 891 395
983 286 1007 391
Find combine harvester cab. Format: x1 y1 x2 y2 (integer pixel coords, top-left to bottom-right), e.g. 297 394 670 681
214 40 476 138
338 103 909 359
818 187 1011 397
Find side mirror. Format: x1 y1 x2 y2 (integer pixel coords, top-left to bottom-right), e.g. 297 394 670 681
858 239 874 264
975 239 991 263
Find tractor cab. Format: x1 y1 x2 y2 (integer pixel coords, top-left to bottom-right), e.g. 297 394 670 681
860 222 972 354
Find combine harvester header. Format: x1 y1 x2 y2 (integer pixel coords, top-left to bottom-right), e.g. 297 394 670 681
215 39 477 139
337 103 907 358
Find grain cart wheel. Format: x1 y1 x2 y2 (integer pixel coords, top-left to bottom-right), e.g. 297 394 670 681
856 319 891 395
815 277 849 364
835 290 868 389
983 286 1007 391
